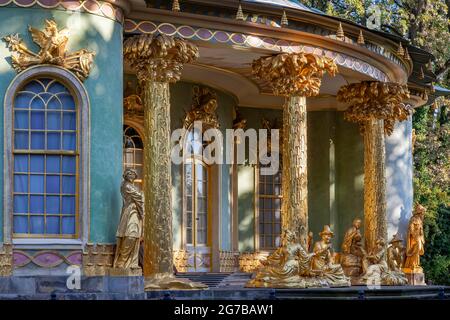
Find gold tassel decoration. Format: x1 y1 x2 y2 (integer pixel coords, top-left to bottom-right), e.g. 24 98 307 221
236 3 245 21
281 10 288 26
336 22 345 40
397 42 405 56
357 30 365 45
172 0 180 12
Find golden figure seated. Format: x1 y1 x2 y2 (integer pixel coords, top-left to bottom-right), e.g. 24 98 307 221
340 218 367 277
246 227 350 288
387 233 406 272
361 238 407 286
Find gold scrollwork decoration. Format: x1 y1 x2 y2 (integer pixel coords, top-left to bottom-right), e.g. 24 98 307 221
183 86 220 130
337 81 411 135
252 53 338 97
123 33 199 84
3 20 95 81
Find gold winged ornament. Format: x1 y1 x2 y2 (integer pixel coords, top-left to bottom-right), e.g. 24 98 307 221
3 20 95 81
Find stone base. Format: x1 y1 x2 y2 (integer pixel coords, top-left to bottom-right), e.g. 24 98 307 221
404 271 426 286
108 267 142 277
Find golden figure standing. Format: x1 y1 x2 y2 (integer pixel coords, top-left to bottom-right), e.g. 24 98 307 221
112 169 144 274
404 204 426 273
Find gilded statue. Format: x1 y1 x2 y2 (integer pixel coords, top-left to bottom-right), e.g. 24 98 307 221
361 238 407 285
246 228 350 288
310 226 351 286
112 169 144 274
3 20 95 81
404 204 426 273
387 233 405 272
340 218 367 277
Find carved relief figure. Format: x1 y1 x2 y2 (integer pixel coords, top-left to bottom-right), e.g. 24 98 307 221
310 225 350 286
340 218 367 276
113 169 145 270
404 204 426 272
387 233 405 272
183 86 219 130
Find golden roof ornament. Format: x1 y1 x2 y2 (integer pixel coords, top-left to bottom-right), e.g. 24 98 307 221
419 66 425 80
336 22 345 41
3 19 95 81
172 0 180 12
281 10 288 27
397 42 405 56
427 59 433 72
404 47 411 61
236 3 245 21
357 30 365 45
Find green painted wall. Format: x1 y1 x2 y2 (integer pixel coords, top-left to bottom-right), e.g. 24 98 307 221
335 112 365 247
0 8 123 243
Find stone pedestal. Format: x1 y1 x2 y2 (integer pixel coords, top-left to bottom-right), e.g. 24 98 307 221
108 267 142 277
404 268 426 286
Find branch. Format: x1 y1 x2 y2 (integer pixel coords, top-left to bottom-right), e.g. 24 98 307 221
435 59 450 81
381 24 404 37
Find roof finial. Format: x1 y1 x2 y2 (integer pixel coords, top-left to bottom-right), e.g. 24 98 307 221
404 47 411 61
419 66 425 79
357 30 365 45
427 59 433 72
336 22 345 40
430 82 435 93
236 2 245 21
172 0 180 12
397 42 405 56
281 10 288 27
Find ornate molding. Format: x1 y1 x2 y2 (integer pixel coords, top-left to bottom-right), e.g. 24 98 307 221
337 81 411 136
3 20 95 81
82 243 115 276
219 251 239 273
0 0 125 23
124 19 389 82
0 244 13 276
252 53 337 97
13 250 82 268
123 34 199 84
183 86 219 129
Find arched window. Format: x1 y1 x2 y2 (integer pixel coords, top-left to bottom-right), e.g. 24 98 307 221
12 77 78 237
123 125 143 189
257 156 282 250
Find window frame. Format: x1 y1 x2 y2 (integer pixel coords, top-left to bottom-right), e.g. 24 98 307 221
4 66 90 245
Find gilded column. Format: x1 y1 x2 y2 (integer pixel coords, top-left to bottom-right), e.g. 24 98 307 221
124 34 206 289
253 53 337 245
337 81 411 253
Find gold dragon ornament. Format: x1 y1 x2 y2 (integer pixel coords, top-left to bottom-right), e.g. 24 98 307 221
3 20 95 81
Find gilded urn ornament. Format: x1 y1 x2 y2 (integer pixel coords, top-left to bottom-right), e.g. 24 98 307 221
3 19 95 81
